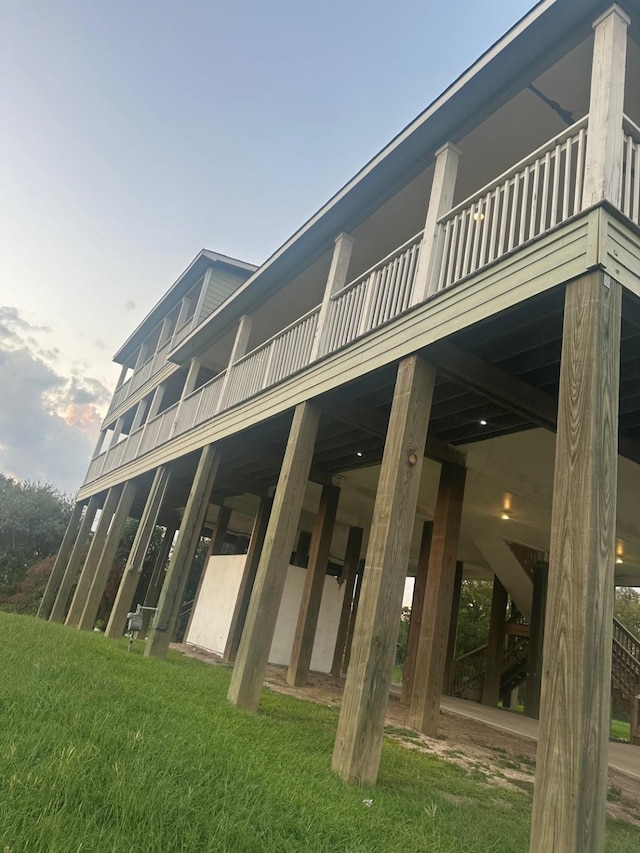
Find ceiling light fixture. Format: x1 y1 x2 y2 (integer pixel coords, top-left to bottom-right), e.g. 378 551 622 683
356 451 363 457
480 419 488 426
501 511 510 520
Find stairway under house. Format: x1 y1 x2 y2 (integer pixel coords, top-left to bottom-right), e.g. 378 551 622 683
40 3 640 852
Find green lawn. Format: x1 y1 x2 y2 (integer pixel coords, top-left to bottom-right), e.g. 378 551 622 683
1 613 638 853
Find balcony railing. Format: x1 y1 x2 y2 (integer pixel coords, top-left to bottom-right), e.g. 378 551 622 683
85 115 640 487
436 116 588 292
108 338 174 415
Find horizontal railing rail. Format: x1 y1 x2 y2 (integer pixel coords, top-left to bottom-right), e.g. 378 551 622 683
436 116 589 291
107 338 174 416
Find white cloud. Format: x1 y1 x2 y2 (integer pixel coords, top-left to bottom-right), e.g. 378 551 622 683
0 307 111 495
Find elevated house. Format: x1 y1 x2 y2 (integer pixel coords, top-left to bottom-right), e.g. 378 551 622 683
40 1 640 849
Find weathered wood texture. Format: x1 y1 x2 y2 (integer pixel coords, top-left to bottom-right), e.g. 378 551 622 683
401 521 433 704
287 483 340 686
481 576 508 707
293 529 312 567
530 270 621 853
408 462 466 736
228 403 320 711
145 444 220 659
343 566 363 673
105 466 171 639
38 501 84 619
65 487 123 627
330 526 363 677
78 480 137 631
49 495 101 622
524 561 548 719
224 496 273 662
443 560 464 693
332 355 436 785
582 6 629 207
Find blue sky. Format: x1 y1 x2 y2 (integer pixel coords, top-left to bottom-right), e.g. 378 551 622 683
1 0 533 492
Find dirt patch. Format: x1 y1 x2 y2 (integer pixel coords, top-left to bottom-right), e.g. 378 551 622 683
176 644 640 828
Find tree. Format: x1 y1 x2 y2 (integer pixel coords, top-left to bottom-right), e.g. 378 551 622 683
615 587 640 638
0 474 72 610
455 579 494 656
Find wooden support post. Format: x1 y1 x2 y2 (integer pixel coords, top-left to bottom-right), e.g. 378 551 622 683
481 576 508 707
343 565 363 673
78 480 137 631
310 232 355 360
530 270 621 853
37 501 85 619
287 483 340 686
408 462 467 736
412 143 461 304
330 526 363 677
582 5 629 208
224 496 273 662
443 560 464 695
292 529 311 566
228 403 320 711
104 467 171 638
332 355 436 785
139 523 177 637
145 444 220 659
401 521 433 704
49 495 101 622
524 561 549 719
65 487 123 627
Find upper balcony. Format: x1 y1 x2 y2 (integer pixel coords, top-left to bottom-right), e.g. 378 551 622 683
83 107 640 488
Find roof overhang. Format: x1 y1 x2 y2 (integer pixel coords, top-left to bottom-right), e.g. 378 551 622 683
114 250 257 364
171 0 637 360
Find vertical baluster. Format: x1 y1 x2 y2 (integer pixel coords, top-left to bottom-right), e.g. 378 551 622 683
540 150 552 233
549 143 561 228
437 221 453 291
489 187 501 263
507 175 520 252
573 127 586 213
633 141 640 224
497 178 511 257
453 212 467 283
470 199 484 274
479 190 493 266
461 204 476 277
529 159 540 240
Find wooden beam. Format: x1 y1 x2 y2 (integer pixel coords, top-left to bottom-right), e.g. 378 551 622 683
145 444 221 659
317 393 465 466
228 402 320 711
38 501 85 619
224 496 273 662
139 522 177 637
330 526 363 677
443 560 464 694
408 462 466 736
332 354 436 785
49 495 101 623
78 479 137 631
287 483 340 686
401 521 433 705
105 466 171 639
530 270 621 853
524 561 548 719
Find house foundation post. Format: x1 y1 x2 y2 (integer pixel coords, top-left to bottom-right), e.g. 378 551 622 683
145 444 220 659
481 576 509 706
330 526 363 677
524 561 549 719
227 403 320 711
408 461 467 736
138 522 177 637
332 355 436 785
104 467 171 638
49 495 101 622
411 143 461 305
342 565 363 673
38 501 85 619
530 270 621 853
78 480 137 631
224 496 273 662
443 560 464 694
65 487 123 627
401 521 433 704
287 483 341 686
